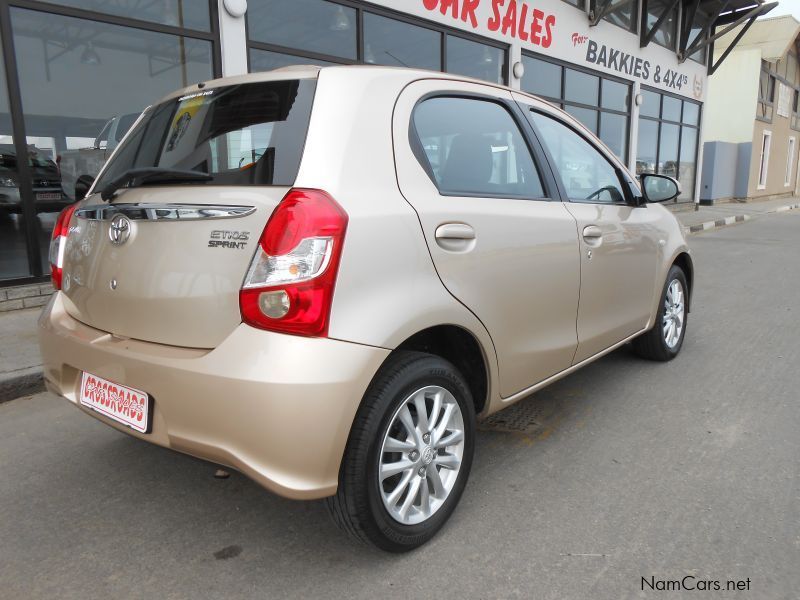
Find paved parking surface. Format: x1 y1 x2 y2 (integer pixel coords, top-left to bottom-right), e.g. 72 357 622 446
1 211 798 599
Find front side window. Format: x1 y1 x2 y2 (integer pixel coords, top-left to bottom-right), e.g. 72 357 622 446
528 111 625 204
413 97 544 198
95 80 316 190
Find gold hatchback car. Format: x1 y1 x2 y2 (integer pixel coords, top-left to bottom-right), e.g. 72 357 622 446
39 65 692 552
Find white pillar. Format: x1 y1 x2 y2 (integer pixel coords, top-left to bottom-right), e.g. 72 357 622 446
218 0 249 76
628 81 640 174
508 42 522 90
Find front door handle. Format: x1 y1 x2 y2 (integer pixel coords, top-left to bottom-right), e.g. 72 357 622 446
435 223 475 252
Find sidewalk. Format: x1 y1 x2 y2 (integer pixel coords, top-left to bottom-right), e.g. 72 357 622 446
1 195 798 402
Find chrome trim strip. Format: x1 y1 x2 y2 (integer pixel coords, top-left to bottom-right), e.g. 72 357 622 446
75 203 256 221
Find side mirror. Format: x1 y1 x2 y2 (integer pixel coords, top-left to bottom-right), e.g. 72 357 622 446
640 173 681 203
75 174 95 200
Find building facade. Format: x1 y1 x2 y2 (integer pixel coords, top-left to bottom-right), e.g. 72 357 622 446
702 15 800 203
0 0 770 288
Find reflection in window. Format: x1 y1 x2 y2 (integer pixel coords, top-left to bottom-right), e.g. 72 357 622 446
646 0 677 50
11 7 213 273
364 13 440 70
685 10 709 64
521 55 561 98
565 105 598 134
247 0 357 60
564 68 599 105
529 111 625 204
604 0 638 32
636 119 658 175
0 41 31 280
249 48 338 72
658 123 680 177
413 97 544 198
37 0 211 31
446 36 505 84
600 112 627 159
678 127 698 200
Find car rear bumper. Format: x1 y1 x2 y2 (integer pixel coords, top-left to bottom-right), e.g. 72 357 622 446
38 292 389 499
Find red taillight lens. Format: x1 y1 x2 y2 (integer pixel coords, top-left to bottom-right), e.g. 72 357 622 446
240 189 348 337
49 203 78 290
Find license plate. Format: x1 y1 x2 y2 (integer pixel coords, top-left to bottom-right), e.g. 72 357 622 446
79 372 151 433
36 192 61 201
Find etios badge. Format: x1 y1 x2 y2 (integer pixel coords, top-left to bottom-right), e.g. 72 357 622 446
108 214 132 246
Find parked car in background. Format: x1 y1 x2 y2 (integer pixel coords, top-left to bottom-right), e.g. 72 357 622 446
58 113 139 200
0 144 69 215
39 66 693 552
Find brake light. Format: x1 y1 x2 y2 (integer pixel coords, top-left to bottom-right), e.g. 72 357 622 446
49 203 78 290
240 189 348 337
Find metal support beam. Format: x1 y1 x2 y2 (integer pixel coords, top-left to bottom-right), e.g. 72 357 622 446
677 0 731 62
640 0 681 48
708 11 758 75
679 0 702 54
683 1 776 61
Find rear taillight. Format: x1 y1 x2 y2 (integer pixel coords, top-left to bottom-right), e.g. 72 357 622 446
49 203 78 290
240 189 348 337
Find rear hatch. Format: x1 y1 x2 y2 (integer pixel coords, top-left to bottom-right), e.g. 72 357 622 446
60 75 317 348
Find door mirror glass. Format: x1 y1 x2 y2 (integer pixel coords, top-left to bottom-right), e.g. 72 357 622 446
75 174 95 200
640 173 680 203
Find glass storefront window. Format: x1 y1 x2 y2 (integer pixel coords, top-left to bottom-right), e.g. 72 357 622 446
646 0 677 50
600 112 627 159
564 68 599 106
682 101 700 126
521 56 561 99
601 79 628 111
604 0 638 32
662 95 682 122
565 105 598 134
657 123 679 177
638 88 701 200
37 0 211 31
247 0 357 61
636 119 658 175
0 36 31 280
446 36 505 84
250 48 338 71
364 13 440 71
640 89 661 118
678 127 698 200
11 7 213 274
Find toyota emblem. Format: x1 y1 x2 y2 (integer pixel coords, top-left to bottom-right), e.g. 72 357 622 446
108 214 132 245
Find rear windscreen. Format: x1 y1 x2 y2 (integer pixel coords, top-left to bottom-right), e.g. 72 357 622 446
95 79 316 189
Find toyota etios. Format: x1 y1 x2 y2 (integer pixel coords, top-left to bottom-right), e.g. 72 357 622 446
39 65 692 552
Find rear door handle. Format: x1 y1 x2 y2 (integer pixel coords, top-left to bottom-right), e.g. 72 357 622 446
435 223 475 252
582 225 603 241
435 223 475 240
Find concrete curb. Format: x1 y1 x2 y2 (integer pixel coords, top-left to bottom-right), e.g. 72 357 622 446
0 366 44 404
684 202 800 235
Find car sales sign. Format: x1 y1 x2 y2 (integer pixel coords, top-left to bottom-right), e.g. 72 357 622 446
365 0 706 100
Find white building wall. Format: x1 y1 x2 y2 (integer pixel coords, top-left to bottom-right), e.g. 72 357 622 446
704 48 761 144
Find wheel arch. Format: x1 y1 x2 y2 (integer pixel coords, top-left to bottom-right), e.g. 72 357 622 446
388 324 491 417
672 252 694 311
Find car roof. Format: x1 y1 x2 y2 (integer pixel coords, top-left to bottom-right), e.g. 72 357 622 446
155 64 524 107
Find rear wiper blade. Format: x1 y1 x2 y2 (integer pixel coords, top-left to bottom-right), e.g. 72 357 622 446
100 167 212 201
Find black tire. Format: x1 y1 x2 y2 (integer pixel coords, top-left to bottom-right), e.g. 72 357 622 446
632 265 688 361
326 351 475 552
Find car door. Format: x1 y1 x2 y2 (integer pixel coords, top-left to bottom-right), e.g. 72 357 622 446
516 99 662 364
393 80 580 398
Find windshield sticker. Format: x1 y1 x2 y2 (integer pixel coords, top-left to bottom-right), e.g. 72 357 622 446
166 93 211 152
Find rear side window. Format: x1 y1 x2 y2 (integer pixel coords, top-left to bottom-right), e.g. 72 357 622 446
412 96 545 198
95 79 316 189
527 111 626 204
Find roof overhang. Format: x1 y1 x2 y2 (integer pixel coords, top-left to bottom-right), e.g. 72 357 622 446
587 0 777 75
